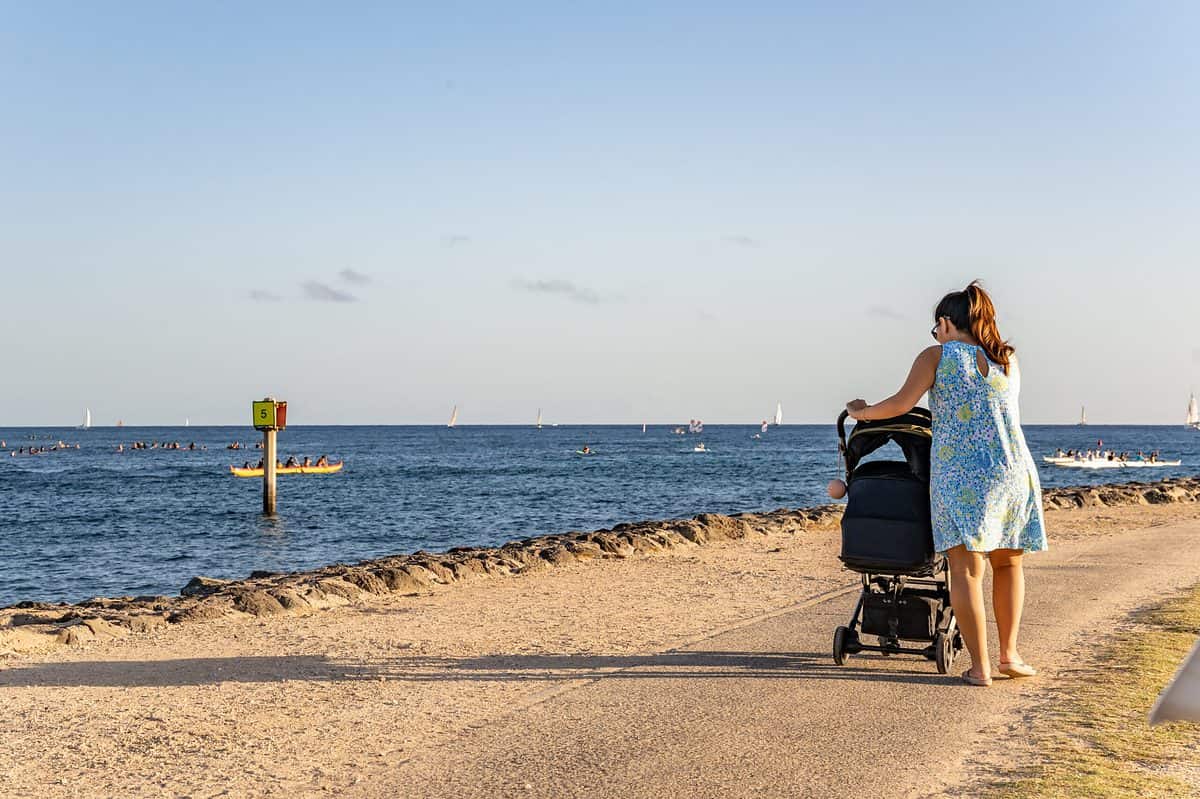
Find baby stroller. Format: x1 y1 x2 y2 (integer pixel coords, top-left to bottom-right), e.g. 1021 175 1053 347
832 407 963 674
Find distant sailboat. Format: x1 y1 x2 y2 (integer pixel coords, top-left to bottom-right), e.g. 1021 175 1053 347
642 423 647 434
80 408 92 430
185 417 190 428
1187 393 1199 430
447 405 458 428
774 402 783 427
1078 406 1088 426
536 408 543 430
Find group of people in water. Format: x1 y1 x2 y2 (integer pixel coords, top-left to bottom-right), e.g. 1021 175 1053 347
226 441 264 451
5 440 80 456
241 455 332 470
117 441 206 452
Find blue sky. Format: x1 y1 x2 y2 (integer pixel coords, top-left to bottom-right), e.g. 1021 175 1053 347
3 3 1199 425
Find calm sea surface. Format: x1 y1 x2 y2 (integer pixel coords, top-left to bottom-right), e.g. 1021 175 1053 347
1 424 1196 606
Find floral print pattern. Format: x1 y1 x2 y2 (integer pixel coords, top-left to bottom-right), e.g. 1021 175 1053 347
929 341 1047 553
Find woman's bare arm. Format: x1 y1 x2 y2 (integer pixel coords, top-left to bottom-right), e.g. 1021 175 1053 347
846 346 941 421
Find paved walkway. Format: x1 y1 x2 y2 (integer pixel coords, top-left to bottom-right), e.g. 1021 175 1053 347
374 521 1200 798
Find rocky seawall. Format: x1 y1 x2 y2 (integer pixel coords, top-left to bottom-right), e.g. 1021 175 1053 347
3 476 1199 655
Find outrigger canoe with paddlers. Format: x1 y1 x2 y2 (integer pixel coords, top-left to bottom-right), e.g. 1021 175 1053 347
228 459 344 478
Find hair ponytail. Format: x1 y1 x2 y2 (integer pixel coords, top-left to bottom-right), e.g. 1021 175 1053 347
934 280 1015 374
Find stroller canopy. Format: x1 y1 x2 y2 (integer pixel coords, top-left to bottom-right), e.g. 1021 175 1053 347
839 407 932 482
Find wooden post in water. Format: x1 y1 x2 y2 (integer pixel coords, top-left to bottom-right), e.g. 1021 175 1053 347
263 427 277 515
252 397 287 516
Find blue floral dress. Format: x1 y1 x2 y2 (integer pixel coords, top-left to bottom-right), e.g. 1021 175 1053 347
929 341 1048 553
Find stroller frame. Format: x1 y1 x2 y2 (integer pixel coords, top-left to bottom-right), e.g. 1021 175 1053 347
832 409 964 674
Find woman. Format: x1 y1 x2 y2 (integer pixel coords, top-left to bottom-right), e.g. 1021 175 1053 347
845 281 1047 686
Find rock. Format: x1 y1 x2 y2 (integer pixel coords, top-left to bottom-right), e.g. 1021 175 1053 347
80 617 127 639
167 600 230 624
7 612 57 627
314 578 363 601
56 625 94 646
132 595 172 606
249 570 282 579
538 545 576 565
127 614 167 633
231 590 286 617
341 570 389 595
268 588 311 611
181 576 231 597
374 568 426 593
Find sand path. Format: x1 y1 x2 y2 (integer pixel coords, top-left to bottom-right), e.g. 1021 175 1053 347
2 504 1198 798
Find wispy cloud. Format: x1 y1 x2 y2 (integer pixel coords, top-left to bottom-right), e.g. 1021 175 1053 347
442 233 471 247
724 234 759 248
339 268 371 285
249 289 282 302
867 304 906 320
302 281 358 303
512 278 613 305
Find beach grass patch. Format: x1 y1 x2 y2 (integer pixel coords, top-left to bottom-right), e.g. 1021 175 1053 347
988 584 1200 799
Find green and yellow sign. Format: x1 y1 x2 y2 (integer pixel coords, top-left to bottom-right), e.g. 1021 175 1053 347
252 399 287 430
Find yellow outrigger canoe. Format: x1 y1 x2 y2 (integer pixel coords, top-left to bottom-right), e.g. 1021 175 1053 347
228 461 344 478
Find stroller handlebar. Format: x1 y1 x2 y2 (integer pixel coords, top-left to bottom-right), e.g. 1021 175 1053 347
836 410 850 448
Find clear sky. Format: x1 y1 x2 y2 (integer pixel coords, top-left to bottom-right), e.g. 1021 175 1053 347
3 2 1199 426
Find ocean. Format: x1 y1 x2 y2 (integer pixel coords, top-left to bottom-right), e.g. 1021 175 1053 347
1 423 1195 606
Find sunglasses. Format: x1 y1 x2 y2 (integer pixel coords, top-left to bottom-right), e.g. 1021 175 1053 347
930 318 943 339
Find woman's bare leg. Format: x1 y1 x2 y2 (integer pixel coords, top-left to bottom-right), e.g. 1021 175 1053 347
947 545 990 679
989 548 1026 664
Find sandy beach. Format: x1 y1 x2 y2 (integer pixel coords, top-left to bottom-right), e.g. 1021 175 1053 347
3 479 1200 797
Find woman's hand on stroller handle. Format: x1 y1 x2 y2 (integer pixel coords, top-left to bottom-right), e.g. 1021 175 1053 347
846 399 870 420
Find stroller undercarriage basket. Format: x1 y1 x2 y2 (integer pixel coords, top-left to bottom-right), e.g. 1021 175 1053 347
831 408 963 673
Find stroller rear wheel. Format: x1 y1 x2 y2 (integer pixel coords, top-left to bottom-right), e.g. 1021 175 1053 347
934 631 957 674
833 625 855 666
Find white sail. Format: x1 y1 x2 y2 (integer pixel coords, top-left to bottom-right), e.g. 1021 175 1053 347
536 408 543 429
1079 406 1087 426
774 402 783 426
642 423 646 433
1187 394 1199 427
185 417 190 427
448 405 458 428
82 408 91 429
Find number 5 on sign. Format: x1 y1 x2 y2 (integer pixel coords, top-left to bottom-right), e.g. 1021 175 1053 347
252 401 277 430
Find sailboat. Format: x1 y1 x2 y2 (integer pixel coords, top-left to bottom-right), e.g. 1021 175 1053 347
447 405 458 428
642 422 646 434
536 409 543 430
1187 393 1199 430
80 408 92 430
1078 406 1087 426
185 417 190 428
774 402 783 427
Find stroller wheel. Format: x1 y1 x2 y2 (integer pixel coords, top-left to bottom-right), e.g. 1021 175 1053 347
833 626 852 666
934 632 956 675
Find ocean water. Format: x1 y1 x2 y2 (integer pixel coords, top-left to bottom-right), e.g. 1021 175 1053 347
1 424 1196 606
